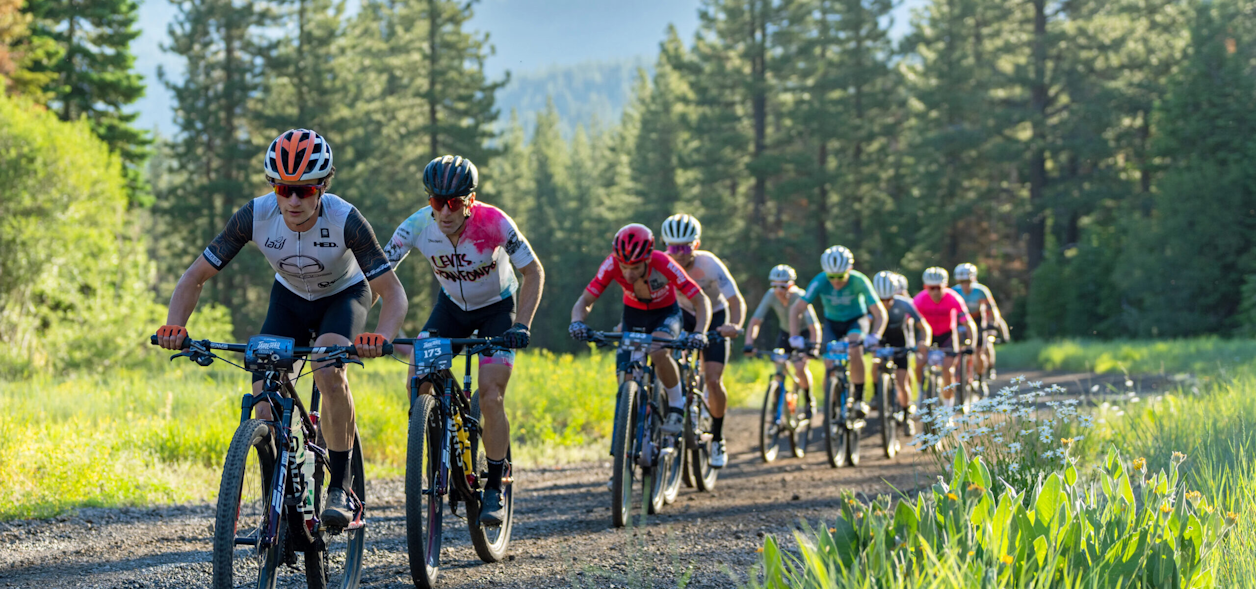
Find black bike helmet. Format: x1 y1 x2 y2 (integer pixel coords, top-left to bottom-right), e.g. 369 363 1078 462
423 155 478 198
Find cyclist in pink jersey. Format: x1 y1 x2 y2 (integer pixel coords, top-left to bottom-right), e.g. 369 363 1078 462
913 267 976 405
570 224 711 436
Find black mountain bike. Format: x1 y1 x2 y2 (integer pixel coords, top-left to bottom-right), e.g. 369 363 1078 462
391 335 515 589
952 330 978 413
152 334 373 589
677 332 722 492
588 330 689 527
870 346 913 459
753 345 815 463
822 340 865 468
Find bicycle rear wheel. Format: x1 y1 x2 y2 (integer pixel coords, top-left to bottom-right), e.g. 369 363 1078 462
789 384 812 459
406 394 444 589
611 381 639 528
466 392 514 563
212 419 282 589
824 375 848 468
759 379 783 463
688 400 718 492
878 373 897 459
646 381 667 515
661 403 685 506
305 432 366 589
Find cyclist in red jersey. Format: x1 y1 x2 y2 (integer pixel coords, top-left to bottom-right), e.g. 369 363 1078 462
569 224 712 436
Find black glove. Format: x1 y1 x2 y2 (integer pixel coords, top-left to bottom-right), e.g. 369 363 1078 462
503 323 530 349
569 321 589 342
687 332 708 350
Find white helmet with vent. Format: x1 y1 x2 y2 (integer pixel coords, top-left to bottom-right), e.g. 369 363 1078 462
660 214 701 245
922 267 948 286
873 271 897 299
894 273 908 294
954 262 978 281
769 264 797 283
820 246 854 274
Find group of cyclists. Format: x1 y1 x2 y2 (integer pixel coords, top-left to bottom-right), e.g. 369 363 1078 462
152 129 1009 574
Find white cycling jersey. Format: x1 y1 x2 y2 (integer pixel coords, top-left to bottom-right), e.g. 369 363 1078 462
384 202 536 312
674 250 740 315
203 193 392 301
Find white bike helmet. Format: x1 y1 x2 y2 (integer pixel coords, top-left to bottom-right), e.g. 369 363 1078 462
660 214 701 245
894 273 909 294
820 245 854 274
872 271 897 299
769 264 797 283
954 262 978 281
922 267 948 286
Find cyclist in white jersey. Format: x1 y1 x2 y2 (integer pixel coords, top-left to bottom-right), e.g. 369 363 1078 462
384 155 544 526
156 129 409 527
660 214 744 468
745 264 822 412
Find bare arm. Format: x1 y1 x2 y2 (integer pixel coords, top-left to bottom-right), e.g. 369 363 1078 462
745 317 764 346
160 257 220 348
788 298 808 338
869 299 888 338
572 290 598 323
366 271 408 341
718 292 746 338
514 259 545 327
678 290 712 334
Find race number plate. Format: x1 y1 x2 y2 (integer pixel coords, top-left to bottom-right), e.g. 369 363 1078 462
245 335 296 371
619 332 654 360
414 338 454 374
927 349 945 367
823 340 849 362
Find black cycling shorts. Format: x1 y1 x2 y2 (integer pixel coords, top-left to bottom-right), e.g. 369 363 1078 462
254 279 371 382
622 302 683 339
822 316 869 344
422 291 517 365
682 308 730 364
882 327 911 367
932 331 954 350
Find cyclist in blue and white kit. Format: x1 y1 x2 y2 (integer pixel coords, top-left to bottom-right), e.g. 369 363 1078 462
952 263 1008 385
871 271 931 428
384 155 545 526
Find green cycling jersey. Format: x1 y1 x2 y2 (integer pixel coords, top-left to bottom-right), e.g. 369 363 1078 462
801 269 878 323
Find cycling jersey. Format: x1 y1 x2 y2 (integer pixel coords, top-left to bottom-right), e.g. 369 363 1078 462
951 283 994 317
673 251 739 314
884 294 924 343
913 289 971 336
751 286 820 330
384 202 536 312
801 270 878 322
585 251 701 311
203 193 392 301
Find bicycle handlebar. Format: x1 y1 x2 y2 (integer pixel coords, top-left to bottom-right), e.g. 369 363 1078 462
392 336 508 348
149 335 393 357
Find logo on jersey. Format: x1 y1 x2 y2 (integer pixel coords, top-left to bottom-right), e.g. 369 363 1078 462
278 255 326 278
431 253 473 269
320 228 330 238
314 241 337 248
265 236 286 249
505 230 526 256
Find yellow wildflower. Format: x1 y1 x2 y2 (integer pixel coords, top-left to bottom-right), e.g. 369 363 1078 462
1201 503 1215 514
1133 457 1146 471
829 527 837 533
1172 451 1187 463
1061 437 1073 446
756 547 764 553
1226 511 1239 526
1001 555 1015 565
947 492 959 501
1185 491 1202 504
967 551 975 557
1160 503 1172 514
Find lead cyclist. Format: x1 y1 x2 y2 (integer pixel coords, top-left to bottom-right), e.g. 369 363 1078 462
659 214 745 468
156 129 409 528
383 155 545 527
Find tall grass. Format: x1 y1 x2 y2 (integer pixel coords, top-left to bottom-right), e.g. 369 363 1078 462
0 348 776 520
998 337 1256 375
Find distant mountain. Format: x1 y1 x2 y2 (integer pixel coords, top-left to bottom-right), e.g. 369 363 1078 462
493 56 651 138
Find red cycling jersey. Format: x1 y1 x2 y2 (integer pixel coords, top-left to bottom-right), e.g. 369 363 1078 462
585 251 702 310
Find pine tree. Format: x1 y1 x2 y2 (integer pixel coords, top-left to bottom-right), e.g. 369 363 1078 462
26 0 152 204
1 0 60 98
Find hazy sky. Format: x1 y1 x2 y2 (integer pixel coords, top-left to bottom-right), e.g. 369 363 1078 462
131 0 927 134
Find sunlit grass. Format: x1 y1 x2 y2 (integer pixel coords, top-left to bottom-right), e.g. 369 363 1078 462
999 337 1256 375
0 348 777 520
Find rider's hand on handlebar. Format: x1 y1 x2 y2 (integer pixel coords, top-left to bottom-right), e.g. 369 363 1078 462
569 321 590 342
502 323 531 349
716 324 740 338
156 325 188 350
743 344 755 357
863 333 880 349
788 335 805 351
354 333 388 358
687 332 708 350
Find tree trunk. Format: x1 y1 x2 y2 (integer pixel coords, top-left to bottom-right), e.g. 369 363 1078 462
428 0 439 158
1027 0 1048 272
750 0 767 227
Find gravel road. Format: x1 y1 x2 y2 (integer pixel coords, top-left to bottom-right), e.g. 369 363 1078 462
0 370 1170 589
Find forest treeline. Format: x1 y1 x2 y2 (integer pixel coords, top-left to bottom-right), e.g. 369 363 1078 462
2 0 1255 372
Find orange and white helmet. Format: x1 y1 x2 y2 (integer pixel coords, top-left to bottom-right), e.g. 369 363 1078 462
264 129 334 182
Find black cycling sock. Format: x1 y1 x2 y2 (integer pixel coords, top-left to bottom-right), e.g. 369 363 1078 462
854 383 865 401
486 458 505 491
328 449 352 492
711 416 725 442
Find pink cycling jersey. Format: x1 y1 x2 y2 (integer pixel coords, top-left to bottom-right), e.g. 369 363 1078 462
913 289 972 335
585 250 702 311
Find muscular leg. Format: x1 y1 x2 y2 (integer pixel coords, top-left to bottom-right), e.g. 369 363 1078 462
705 361 727 418
650 331 681 389
313 332 356 453
478 362 513 462
792 358 813 393
941 355 957 399
895 368 911 408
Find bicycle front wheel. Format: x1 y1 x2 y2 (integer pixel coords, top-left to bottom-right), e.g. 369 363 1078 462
611 381 639 528
689 400 718 492
824 375 848 469
789 384 811 459
878 373 897 459
212 418 282 589
759 379 783 463
406 394 444 589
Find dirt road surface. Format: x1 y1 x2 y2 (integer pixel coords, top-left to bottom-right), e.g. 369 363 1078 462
0 370 1170 588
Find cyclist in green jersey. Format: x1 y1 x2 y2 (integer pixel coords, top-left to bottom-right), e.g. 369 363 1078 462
788 246 887 418
745 264 822 411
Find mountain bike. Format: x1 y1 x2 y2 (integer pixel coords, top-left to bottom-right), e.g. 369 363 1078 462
391 335 515 589
151 334 374 589
752 345 815 463
822 340 865 468
588 330 689 527
870 346 913 459
952 328 978 413
678 332 722 492
974 325 1004 394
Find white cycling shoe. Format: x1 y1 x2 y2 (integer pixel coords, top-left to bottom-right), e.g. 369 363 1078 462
661 409 685 435
710 440 727 468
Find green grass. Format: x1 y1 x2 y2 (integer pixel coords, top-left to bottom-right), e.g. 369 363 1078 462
998 337 1256 375
0 348 776 520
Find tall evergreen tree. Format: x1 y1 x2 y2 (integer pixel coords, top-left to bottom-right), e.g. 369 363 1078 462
1 0 60 99
26 0 152 204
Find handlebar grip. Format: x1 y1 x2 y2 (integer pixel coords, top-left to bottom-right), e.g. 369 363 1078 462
382 342 394 356
150 334 191 349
